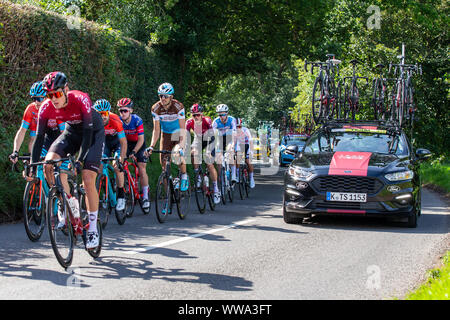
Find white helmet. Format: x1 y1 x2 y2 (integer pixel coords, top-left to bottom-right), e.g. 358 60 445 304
158 82 174 95
216 104 229 113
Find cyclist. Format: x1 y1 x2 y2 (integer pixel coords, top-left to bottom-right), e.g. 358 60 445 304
31 71 104 249
117 98 150 210
146 83 189 192
93 99 127 212
212 104 237 182
185 103 221 204
9 81 56 162
234 118 255 188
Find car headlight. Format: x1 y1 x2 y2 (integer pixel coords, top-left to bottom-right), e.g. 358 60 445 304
385 170 414 181
288 167 313 180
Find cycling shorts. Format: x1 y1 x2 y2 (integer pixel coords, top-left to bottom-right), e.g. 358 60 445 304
103 135 121 159
192 135 215 164
127 140 147 163
48 127 105 172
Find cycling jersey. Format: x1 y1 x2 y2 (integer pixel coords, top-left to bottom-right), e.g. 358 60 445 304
104 112 126 139
185 116 213 137
21 103 39 136
235 127 252 145
32 90 104 169
212 115 236 136
120 114 144 142
151 99 185 134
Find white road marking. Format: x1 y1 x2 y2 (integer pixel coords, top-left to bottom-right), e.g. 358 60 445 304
124 219 256 255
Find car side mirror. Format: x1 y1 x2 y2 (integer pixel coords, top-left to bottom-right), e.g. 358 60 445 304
415 148 432 161
285 145 299 156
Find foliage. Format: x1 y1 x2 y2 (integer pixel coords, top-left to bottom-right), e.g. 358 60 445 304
291 0 449 156
0 0 181 220
420 159 450 193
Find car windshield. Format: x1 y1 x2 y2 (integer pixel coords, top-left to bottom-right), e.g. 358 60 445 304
287 140 306 147
303 129 409 156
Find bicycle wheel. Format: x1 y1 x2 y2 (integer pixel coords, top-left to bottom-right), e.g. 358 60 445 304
238 167 245 200
155 173 171 223
219 168 227 205
124 173 135 218
176 175 192 220
243 169 250 198
194 170 207 214
227 169 234 203
312 76 325 124
96 175 109 229
350 85 359 121
23 179 46 242
372 79 382 120
47 188 74 269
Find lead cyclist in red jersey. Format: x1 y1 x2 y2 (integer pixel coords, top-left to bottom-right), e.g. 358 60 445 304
31 72 104 249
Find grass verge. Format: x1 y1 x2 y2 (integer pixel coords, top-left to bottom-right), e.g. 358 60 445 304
404 251 450 300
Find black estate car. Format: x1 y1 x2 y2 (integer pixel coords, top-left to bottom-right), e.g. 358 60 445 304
283 122 431 227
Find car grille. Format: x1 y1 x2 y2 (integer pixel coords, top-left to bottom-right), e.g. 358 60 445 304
311 175 384 195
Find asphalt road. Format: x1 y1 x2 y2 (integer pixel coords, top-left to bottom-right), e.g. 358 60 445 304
0 163 449 301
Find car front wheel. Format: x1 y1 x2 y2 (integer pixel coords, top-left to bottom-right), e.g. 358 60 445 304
283 196 303 224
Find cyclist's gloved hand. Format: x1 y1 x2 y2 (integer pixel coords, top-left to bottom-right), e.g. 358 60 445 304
9 151 19 164
144 146 153 157
74 161 83 175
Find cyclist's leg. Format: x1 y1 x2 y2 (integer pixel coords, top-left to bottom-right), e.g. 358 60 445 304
81 128 104 247
135 142 150 205
245 144 255 188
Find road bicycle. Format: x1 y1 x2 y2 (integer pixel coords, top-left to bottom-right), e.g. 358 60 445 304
218 150 235 205
153 150 191 223
236 160 250 200
388 62 422 127
34 155 102 269
122 156 150 217
12 155 48 242
97 156 128 228
305 54 342 123
371 64 397 120
340 59 369 121
193 163 216 213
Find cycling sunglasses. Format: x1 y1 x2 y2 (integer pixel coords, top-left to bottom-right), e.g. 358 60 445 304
219 113 228 117
32 97 45 102
159 94 172 99
193 113 202 117
47 91 64 99
99 111 109 117
119 109 130 114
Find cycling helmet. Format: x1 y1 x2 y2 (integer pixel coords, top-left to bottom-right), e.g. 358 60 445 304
190 103 204 114
43 71 67 91
236 118 243 126
216 104 229 113
29 81 46 97
117 97 134 109
93 99 111 112
158 82 174 95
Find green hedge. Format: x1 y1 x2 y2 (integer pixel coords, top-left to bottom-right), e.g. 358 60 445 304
0 1 184 222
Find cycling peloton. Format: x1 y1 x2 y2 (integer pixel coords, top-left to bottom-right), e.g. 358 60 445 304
212 104 237 182
234 118 255 188
146 83 189 192
31 71 104 249
93 99 128 212
185 103 221 204
117 98 151 210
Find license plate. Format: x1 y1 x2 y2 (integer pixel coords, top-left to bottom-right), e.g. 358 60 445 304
326 192 367 202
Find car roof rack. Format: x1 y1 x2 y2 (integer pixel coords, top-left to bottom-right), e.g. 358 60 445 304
320 119 402 136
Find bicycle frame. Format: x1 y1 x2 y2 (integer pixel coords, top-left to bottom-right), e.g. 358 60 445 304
123 158 141 201
99 160 118 208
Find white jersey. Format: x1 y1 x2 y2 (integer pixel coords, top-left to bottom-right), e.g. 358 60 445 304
235 127 252 145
